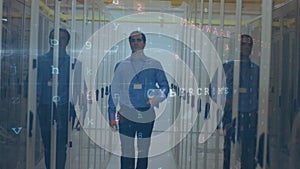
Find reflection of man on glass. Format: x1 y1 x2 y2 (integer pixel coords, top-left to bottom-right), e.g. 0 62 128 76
37 28 73 169
108 31 169 169
212 34 259 169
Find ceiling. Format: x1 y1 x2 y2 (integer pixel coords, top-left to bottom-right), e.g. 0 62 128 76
72 0 289 17
31 0 292 26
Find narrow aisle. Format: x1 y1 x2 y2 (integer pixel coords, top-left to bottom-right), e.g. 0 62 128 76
106 150 178 169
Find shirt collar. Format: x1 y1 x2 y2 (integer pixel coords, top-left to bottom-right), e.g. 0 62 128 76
130 54 147 62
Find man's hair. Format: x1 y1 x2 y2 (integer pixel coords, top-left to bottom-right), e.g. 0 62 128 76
241 34 253 46
49 28 70 44
129 31 146 43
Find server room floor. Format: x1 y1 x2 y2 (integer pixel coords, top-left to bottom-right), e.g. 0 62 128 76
35 128 224 169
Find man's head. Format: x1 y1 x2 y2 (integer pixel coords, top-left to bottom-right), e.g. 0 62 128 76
240 34 253 58
49 28 70 50
129 31 146 53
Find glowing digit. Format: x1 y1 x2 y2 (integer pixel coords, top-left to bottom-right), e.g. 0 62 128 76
85 41 92 49
137 3 142 11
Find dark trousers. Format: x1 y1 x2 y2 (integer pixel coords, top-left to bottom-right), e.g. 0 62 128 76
239 111 257 169
118 113 154 169
223 131 231 169
222 108 233 169
223 111 257 169
38 103 68 169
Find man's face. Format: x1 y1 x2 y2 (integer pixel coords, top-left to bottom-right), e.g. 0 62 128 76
58 31 69 49
129 33 145 53
50 30 69 50
240 36 253 57
240 43 252 56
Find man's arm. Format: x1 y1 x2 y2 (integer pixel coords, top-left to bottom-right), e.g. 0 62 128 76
72 60 88 110
108 62 122 130
108 90 118 130
36 56 44 105
210 62 234 134
222 63 234 134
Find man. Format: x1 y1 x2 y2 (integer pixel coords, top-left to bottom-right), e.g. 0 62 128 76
212 34 260 169
108 31 169 169
37 28 74 169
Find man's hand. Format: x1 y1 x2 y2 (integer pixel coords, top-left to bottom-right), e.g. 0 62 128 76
147 96 159 107
109 120 118 131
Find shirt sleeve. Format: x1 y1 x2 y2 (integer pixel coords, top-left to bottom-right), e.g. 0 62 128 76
155 62 170 102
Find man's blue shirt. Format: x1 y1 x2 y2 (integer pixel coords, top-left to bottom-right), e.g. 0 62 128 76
108 55 169 121
211 60 260 112
37 51 71 105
